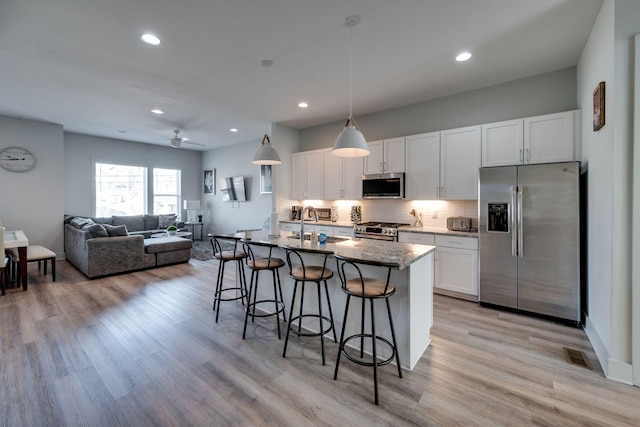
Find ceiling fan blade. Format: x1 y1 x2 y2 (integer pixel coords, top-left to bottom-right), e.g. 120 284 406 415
182 140 205 147
151 133 171 139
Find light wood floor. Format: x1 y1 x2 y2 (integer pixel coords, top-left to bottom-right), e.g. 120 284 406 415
1 259 639 426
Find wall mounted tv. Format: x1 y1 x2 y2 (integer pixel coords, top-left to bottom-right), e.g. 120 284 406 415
219 176 247 201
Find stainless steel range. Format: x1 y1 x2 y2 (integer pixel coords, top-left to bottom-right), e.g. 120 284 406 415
353 222 411 241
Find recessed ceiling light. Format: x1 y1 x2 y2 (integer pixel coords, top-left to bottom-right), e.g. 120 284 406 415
141 33 161 46
298 102 309 108
151 109 164 115
230 128 238 132
456 52 472 62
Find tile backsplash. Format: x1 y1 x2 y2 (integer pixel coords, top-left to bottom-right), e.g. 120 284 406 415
290 199 478 228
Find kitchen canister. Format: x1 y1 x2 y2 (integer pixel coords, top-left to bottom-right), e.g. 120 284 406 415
331 206 339 222
350 205 362 224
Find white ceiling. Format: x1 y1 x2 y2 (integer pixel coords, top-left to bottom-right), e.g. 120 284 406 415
0 0 603 151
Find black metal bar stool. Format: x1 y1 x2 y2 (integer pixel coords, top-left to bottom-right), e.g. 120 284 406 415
210 234 248 323
240 239 287 339
333 254 403 405
282 245 337 365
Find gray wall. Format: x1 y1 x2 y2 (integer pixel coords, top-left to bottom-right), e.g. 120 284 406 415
64 133 202 220
300 67 577 151
0 115 65 255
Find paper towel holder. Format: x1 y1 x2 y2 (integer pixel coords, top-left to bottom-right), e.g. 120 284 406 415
269 210 280 237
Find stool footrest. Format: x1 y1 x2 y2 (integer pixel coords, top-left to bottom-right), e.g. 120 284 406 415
213 287 247 302
341 334 396 367
288 314 334 337
246 300 286 318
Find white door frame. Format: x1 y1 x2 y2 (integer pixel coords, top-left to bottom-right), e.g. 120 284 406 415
632 33 640 386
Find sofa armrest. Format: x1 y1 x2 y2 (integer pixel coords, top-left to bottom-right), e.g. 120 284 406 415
85 235 145 277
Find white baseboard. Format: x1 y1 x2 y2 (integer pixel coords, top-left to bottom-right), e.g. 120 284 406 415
584 314 633 384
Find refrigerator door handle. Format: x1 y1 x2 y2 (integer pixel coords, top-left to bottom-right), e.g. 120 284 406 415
511 187 517 257
517 186 524 257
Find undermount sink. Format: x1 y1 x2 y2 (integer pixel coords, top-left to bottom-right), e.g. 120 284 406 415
287 234 350 243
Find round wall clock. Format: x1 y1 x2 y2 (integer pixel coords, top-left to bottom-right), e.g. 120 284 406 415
0 147 37 172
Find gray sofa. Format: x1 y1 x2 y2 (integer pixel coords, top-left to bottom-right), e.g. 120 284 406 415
64 214 192 278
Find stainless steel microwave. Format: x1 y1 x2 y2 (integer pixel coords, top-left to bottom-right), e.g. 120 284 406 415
362 173 405 199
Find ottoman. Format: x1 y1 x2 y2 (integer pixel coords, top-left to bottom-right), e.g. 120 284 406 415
144 236 192 267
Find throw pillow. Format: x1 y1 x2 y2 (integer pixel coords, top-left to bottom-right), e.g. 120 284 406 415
84 223 109 238
158 214 177 229
70 217 95 228
104 224 129 237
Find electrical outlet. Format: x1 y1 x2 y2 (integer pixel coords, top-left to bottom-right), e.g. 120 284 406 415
432 211 438 219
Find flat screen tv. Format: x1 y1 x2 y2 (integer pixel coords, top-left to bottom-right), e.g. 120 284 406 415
219 176 247 201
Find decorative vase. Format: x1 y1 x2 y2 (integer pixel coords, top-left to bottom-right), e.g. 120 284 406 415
331 206 339 222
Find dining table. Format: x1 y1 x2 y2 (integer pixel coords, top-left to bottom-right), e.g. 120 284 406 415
4 230 29 291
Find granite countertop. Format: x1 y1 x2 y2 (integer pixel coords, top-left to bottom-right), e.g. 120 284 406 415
401 226 479 238
280 220 478 238
230 230 435 270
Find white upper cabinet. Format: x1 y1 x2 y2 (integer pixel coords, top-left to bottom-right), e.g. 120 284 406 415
440 126 481 200
481 119 524 167
405 132 440 199
323 149 363 200
364 137 405 174
524 110 578 164
291 149 324 200
481 110 579 167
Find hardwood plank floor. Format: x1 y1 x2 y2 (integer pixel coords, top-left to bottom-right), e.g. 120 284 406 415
1 259 639 426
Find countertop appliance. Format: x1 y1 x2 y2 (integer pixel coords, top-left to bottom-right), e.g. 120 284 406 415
479 162 580 323
447 216 472 232
362 173 404 199
353 221 410 241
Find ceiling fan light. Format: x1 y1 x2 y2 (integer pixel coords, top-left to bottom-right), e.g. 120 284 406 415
332 124 369 157
252 135 282 165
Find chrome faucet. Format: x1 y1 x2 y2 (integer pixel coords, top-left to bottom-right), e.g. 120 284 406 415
300 206 318 242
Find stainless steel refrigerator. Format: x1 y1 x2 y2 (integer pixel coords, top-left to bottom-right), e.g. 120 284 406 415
479 162 580 323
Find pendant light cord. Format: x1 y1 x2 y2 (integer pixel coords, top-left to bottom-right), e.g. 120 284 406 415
349 23 353 121
264 62 269 137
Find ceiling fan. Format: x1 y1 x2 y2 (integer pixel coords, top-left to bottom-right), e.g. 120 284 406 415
161 129 205 148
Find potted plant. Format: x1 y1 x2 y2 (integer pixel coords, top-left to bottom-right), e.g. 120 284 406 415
166 225 178 235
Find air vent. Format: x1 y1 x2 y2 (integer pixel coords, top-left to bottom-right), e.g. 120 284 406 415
563 347 591 369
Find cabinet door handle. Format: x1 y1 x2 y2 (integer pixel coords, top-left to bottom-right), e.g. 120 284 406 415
520 149 523 163
525 148 530 162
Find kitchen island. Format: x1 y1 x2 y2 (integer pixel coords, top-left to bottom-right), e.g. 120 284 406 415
233 230 435 371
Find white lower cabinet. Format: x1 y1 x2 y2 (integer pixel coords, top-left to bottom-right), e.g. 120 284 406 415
280 222 298 233
397 232 435 245
434 235 478 299
333 226 354 238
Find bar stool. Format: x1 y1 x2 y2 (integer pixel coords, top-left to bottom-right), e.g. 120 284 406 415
210 234 248 323
332 254 403 406
240 239 287 339
282 245 337 365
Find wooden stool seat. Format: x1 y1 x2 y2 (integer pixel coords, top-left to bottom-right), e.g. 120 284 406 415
7 244 56 286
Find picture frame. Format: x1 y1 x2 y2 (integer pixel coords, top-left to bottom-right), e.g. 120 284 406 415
593 81 605 131
204 169 215 195
260 165 272 194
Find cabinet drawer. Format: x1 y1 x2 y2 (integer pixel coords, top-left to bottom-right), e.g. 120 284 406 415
398 232 435 245
333 226 354 237
435 235 478 250
280 223 298 232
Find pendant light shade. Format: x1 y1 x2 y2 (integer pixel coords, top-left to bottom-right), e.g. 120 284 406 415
332 118 369 157
332 15 369 158
252 60 282 165
252 134 281 165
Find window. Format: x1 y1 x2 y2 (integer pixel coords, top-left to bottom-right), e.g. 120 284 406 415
95 163 147 216
153 168 181 214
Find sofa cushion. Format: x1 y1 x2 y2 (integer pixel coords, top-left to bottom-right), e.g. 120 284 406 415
144 215 160 230
92 216 113 225
144 236 192 253
84 223 109 238
104 224 128 237
113 215 144 232
70 217 94 228
158 214 177 229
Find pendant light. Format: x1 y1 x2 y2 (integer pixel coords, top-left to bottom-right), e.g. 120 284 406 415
252 59 282 165
332 15 369 158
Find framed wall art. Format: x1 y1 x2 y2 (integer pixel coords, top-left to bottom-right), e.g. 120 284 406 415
593 81 605 131
204 169 215 194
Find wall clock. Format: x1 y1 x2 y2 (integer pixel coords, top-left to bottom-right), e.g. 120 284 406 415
0 147 37 172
